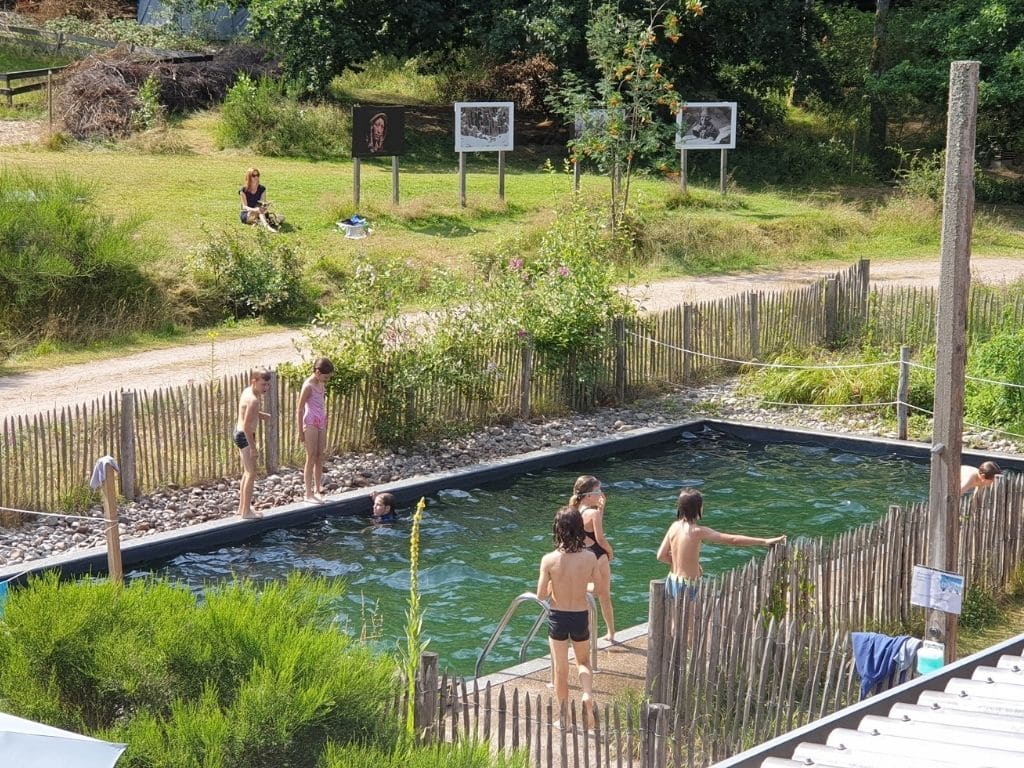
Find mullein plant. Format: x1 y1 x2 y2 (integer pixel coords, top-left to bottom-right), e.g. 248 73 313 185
403 497 428 742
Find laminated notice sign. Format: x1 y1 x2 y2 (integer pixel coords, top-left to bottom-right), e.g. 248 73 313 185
910 565 964 614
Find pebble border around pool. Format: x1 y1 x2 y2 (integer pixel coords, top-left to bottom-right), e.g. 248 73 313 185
4 417 1021 587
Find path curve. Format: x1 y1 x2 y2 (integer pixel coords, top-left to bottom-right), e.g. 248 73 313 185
6 257 1024 420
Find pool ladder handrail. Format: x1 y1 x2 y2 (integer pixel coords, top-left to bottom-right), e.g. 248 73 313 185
475 591 598 679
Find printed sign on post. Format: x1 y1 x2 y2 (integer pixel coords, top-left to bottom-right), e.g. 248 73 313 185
910 564 964 615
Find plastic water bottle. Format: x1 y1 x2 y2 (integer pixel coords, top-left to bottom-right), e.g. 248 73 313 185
916 639 945 675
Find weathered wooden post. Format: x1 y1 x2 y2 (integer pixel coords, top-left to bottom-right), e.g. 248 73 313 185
748 292 760 360
824 277 839 347
614 316 626 403
681 304 693 385
927 60 979 663
858 257 871 328
519 345 532 420
47 69 53 130
414 651 439 743
642 702 670 768
897 345 910 440
719 148 728 195
118 390 137 500
353 157 361 208
265 370 280 474
646 579 667 703
497 150 506 201
99 463 123 583
679 148 688 193
392 155 400 205
458 152 467 207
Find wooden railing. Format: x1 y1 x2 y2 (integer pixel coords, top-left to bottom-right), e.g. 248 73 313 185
0 65 64 105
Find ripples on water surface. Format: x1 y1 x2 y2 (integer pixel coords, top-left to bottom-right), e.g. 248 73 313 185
129 428 929 675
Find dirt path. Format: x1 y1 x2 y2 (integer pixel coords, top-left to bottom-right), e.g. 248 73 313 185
6 257 1024 420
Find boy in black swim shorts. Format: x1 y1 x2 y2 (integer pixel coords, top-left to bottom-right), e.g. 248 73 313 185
537 505 599 726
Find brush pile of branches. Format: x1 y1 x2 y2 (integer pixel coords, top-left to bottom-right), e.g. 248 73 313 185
56 46 275 139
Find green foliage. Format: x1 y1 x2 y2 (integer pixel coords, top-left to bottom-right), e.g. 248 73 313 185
0 168 172 347
43 17 206 50
893 149 945 201
246 0 376 94
132 74 165 132
965 328 1024 431
737 349 900 408
190 227 317 323
402 498 427 742
322 739 529 768
217 74 350 159
0 573 401 766
959 584 1004 632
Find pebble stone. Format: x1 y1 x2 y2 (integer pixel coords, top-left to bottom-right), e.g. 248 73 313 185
1 379 1015 567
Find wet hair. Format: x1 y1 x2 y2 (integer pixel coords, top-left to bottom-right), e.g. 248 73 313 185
676 489 703 522
568 475 600 507
244 167 261 188
250 367 271 383
979 461 1002 479
553 505 586 552
314 357 334 375
375 492 396 514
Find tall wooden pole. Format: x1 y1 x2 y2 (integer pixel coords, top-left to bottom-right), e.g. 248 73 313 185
353 157 361 208
927 60 979 662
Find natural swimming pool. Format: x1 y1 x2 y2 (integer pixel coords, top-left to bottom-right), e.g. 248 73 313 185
127 427 931 675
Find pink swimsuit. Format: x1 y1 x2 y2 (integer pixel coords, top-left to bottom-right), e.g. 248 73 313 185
303 384 326 430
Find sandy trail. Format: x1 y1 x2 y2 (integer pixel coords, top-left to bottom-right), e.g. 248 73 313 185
5 257 1023 420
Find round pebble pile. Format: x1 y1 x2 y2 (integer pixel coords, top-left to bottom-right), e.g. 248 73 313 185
2 380 1016 567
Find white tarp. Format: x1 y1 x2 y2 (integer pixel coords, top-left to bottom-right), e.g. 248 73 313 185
0 711 126 767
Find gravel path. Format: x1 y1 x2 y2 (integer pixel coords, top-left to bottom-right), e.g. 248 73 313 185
7 256 1024 420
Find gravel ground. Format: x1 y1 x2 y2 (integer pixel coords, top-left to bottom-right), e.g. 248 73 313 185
1 378 1014 567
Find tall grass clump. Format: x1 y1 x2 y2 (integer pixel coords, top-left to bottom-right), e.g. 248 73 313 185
0 573 401 767
217 74 350 159
190 227 318 323
0 169 174 350
322 739 529 767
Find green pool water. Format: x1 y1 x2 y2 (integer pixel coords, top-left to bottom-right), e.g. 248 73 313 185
128 428 930 676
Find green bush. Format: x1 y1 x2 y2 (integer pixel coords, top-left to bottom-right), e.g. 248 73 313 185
0 169 174 347
44 17 205 50
737 349 900 407
0 573 400 766
217 74 350 159
965 329 1024 431
190 227 317 323
958 584 1004 632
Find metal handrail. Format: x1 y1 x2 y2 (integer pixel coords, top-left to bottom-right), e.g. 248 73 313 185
475 591 599 679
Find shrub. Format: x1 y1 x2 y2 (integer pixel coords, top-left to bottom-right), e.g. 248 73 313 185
190 227 317 323
958 584 1004 632
737 349 900 408
0 573 401 766
0 168 174 347
322 740 529 768
217 74 350 159
964 329 1024 431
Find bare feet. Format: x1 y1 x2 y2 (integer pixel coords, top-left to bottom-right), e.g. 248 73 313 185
304 494 324 504
240 511 263 519
581 694 594 730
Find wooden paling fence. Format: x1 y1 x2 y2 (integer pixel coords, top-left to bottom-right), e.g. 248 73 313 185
0 261 875 516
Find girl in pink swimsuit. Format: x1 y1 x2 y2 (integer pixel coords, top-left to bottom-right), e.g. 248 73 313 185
296 357 333 502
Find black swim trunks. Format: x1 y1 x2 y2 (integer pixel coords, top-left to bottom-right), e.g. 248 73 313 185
372 512 398 523
233 429 249 450
548 609 589 642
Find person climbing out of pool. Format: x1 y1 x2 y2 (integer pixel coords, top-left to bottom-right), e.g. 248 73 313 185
537 505 599 728
960 461 1002 495
371 491 398 523
657 488 786 601
296 357 333 503
569 475 616 643
234 367 272 519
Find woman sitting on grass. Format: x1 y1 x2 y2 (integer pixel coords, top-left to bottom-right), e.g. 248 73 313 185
239 167 281 232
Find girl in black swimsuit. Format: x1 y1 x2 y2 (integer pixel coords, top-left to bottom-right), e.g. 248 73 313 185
569 474 616 643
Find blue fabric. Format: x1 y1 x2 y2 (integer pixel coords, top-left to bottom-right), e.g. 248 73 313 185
0 580 8 618
851 631 913 699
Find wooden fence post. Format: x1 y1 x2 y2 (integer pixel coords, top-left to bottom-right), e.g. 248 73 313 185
858 258 871 326
897 345 910 440
46 69 53 130
748 292 760 360
824 277 839 347
415 651 439 743
682 305 693 385
100 467 123 583
119 390 137 500
353 157 361 207
519 345 532 420
645 579 667 703
265 371 280 474
614 316 626 403
643 702 671 768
